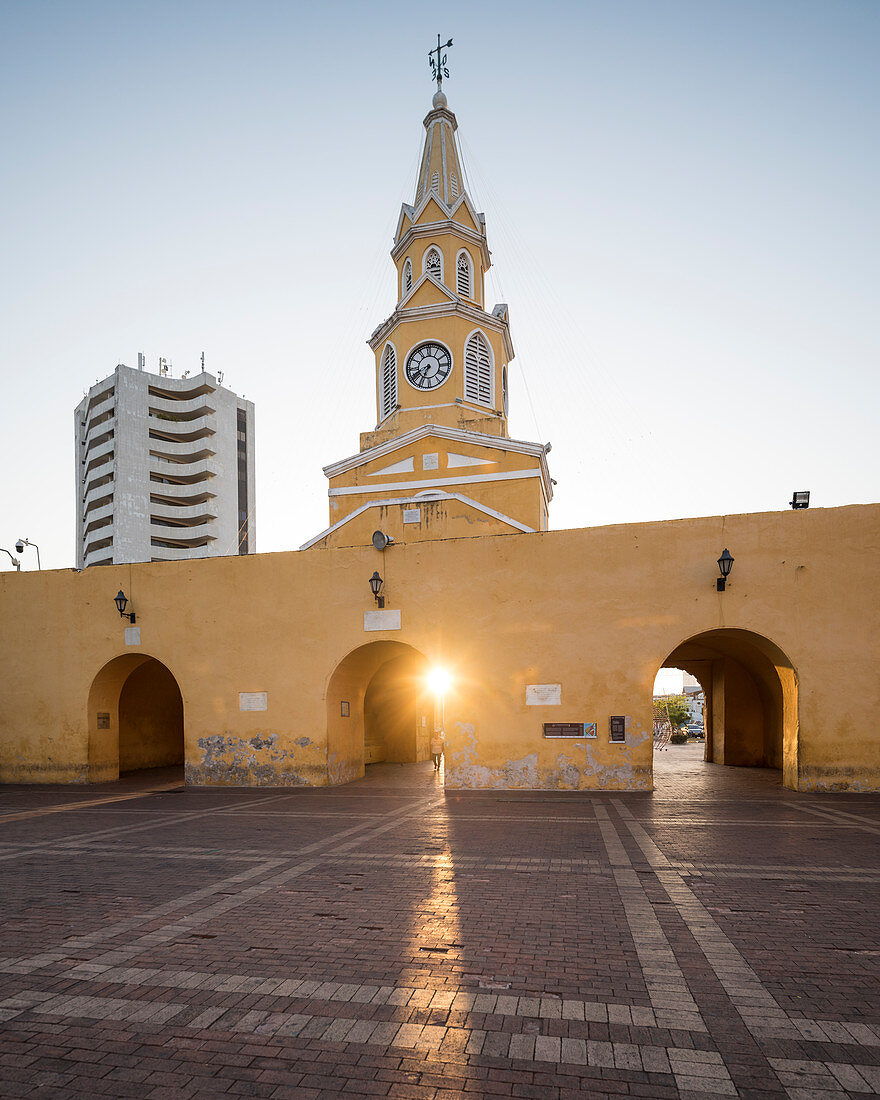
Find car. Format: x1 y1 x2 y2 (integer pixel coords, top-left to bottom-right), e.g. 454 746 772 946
687 723 705 738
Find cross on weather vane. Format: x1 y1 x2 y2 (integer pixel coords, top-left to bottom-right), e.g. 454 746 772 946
429 34 453 92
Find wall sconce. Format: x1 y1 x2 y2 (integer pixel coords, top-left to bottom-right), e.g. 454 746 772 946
114 590 136 623
716 549 734 592
789 491 810 509
15 538 41 569
368 571 385 609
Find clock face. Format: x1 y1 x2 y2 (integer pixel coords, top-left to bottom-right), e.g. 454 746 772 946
405 342 452 391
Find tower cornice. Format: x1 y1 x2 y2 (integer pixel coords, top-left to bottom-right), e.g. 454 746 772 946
392 218 491 272
368 296 515 361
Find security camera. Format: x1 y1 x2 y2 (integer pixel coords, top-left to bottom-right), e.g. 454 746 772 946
15 540 24 554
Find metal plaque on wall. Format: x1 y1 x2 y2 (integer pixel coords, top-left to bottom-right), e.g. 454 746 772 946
543 722 588 738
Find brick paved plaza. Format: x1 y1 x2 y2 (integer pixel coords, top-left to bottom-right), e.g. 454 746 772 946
1 745 879 1098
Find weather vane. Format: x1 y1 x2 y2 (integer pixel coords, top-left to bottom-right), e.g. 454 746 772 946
429 34 453 92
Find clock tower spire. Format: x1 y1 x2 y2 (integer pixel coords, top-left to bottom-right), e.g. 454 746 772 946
304 55 552 551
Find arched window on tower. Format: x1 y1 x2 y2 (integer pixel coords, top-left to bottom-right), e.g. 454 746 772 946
424 248 442 282
464 331 493 407
380 343 397 421
456 251 473 298
402 259 412 296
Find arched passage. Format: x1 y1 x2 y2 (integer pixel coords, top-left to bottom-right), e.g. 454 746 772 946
87 654 184 783
657 628 799 789
326 641 432 785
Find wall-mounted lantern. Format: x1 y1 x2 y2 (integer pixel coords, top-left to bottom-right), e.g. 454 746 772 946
789 491 810 509
368 571 385 609
114 590 136 623
716 549 734 592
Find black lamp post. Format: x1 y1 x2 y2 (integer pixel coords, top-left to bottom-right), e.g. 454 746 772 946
114 590 136 623
716 549 734 592
369 571 385 609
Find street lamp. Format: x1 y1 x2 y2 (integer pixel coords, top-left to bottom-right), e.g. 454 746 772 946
15 538 41 569
1 548 20 571
114 590 136 624
716 549 734 592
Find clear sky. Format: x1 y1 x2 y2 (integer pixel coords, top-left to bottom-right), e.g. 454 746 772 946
1 0 877 571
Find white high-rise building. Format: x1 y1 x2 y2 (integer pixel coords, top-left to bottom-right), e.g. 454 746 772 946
75 362 255 567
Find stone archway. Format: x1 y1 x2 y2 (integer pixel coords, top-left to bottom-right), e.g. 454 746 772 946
658 628 799 789
87 654 184 782
325 641 432 785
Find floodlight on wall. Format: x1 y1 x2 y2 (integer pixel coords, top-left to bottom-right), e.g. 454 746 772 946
1 548 21 571
15 538 40 569
114 590 136 624
371 530 394 551
716 549 734 592
789 491 810 509
368 571 385 609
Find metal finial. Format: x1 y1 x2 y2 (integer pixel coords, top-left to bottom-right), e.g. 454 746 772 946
428 33 453 91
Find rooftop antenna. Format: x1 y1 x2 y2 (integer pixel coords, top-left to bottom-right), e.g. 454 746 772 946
159 357 168 376
201 352 205 371
429 33 453 92
218 371 224 385
137 352 145 371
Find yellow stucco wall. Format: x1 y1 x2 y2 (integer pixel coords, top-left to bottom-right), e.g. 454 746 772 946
1 504 878 792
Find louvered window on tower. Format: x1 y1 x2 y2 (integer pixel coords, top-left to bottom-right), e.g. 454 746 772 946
457 252 472 298
425 249 441 280
403 259 412 295
450 173 459 198
381 344 397 420
431 171 440 193
464 333 492 406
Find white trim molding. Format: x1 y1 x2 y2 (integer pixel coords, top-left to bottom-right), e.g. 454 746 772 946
323 423 550 480
299 491 535 550
329 468 546 501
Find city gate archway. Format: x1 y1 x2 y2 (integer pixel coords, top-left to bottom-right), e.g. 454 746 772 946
657 628 799 789
87 654 184 782
326 641 433 785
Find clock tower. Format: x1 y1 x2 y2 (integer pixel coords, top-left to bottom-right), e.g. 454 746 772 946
304 80 552 550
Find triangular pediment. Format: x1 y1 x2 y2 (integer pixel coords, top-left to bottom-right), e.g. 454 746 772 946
394 203 416 246
452 202 479 232
324 424 549 482
401 272 458 309
414 195 449 226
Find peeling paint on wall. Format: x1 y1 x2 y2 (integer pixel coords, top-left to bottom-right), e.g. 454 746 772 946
187 732 324 787
798 765 880 793
327 751 361 787
445 721 651 791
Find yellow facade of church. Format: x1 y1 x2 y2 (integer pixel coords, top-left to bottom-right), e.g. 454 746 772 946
1 88 878 794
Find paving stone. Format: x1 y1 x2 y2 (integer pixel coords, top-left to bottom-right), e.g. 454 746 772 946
1 758 879 1097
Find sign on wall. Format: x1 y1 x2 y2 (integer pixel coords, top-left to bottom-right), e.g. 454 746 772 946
96 712 110 729
543 722 594 738
609 715 627 742
239 692 268 712
526 684 562 706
